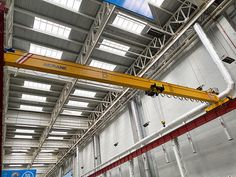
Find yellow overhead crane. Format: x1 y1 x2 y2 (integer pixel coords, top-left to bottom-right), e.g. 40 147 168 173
4 50 220 104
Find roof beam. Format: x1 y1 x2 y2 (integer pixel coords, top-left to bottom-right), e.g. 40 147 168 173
28 2 115 168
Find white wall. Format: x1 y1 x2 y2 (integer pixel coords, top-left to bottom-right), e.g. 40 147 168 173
77 16 236 177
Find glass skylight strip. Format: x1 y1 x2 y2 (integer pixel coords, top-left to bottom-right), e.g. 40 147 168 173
11 150 29 152
29 43 63 59
62 110 82 116
33 17 71 38
148 0 165 7
44 0 82 11
67 100 88 107
14 135 33 139
73 89 96 98
112 13 146 34
99 39 130 56
9 164 23 167
20 105 43 112
51 131 67 135
15 129 35 134
24 81 51 91
90 60 117 71
22 94 46 102
48 136 64 140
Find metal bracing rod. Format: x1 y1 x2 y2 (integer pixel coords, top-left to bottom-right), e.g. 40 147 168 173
26 2 115 169
219 116 233 141
172 138 188 177
5 51 219 103
128 160 135 177
186 132 197 153
161 144 170 163
43 1 217 176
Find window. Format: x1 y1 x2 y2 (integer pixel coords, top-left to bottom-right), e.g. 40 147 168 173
67 100 88 107
24 81 51 91
20 105 43 112
14 135 33 139
61 110 82 116
73 89 96 98
44 0 82 11
99 39 130 56
22 94 46 102
33 17 71 38
112 13 146 34
15 129 35 134
90 60 116 71
48 136 64 140
148 0 165 7
29 43 63 59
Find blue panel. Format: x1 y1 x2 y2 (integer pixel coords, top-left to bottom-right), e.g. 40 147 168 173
104 0 154 19
63 171 72 177
2 169 36 177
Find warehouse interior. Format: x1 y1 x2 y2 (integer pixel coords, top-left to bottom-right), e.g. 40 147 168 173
1 0 236 176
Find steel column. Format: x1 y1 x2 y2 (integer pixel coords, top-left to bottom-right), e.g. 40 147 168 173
0 1 6 174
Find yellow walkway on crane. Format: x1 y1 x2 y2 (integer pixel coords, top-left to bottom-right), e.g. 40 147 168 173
4 50 220 103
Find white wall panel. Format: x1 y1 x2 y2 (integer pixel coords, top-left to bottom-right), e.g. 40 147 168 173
81 141 94 174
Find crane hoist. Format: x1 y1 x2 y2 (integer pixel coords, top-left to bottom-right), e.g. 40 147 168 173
4 50 229 110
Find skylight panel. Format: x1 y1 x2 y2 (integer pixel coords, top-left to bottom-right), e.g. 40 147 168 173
48 136 64 140
148 0 165 7
41 149 56 153
11 150 29 152
99 39 130 56
20 105 43 112
24 81 51 91
15 129 35 134
29 43 62 59
44 0 82 11
90 60 117 71
62 110 82 116
67 100 88 107
73 89 96 98
33 17 71 38
9 164 23 167
32 164 47 167
22 94 46 102
112 13 146 34
14 135 33 139
51 131 68 135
